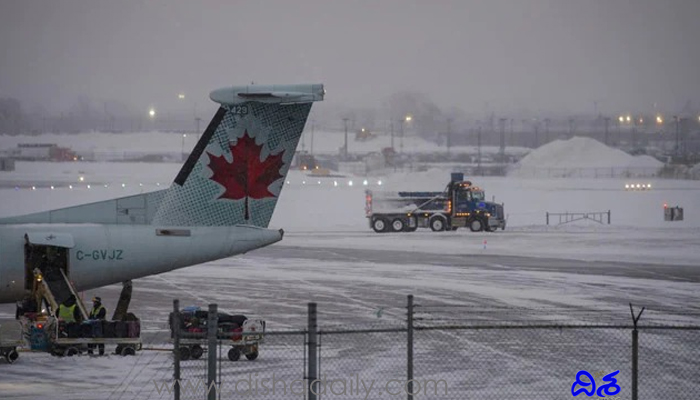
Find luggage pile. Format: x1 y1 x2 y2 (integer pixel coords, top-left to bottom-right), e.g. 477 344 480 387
58 319 140 339
172 306 265 361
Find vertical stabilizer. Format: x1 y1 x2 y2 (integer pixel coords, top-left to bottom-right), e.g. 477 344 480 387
152 84 324 227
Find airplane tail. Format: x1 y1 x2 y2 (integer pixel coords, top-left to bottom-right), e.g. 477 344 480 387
152 84 324 227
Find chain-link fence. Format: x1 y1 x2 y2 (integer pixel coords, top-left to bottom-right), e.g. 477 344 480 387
176 333 306 400
171 299 700 400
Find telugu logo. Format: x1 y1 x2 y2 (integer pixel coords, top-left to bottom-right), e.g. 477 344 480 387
571 370 621 398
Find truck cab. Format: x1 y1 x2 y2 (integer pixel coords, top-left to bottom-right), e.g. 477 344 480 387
446 176 506 232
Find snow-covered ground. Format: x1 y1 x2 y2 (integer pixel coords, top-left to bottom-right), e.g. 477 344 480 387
0 134 698 399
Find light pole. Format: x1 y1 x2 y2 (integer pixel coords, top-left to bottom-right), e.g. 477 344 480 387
179 94 201 141
544 118 550 144
390 120 395 150
498 118 506 158
195 117 202 142
477 124 482 176
568 117 575 137
604 117 610 146
342 118 349 160
148 108 156 131
446 118 452 154
673 116 680 157
400 115 412 155
181 134 187 161
301 125 306 152
310 119 315 155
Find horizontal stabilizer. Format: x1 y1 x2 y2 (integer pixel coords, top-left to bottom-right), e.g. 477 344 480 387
210 84 324 105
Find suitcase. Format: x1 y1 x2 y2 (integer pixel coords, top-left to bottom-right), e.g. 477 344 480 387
103 321 116 338
127 320 140 338
66 322 80 338
115 321 128 338
231 326 243 341
80 322 93 338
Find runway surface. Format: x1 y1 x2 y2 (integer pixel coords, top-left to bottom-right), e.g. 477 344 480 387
2 237 699 400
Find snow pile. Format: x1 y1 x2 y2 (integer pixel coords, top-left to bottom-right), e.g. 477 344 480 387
509 137 663 177
691 163 700 179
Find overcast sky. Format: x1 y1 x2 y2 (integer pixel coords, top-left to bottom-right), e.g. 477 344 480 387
1 0 699 117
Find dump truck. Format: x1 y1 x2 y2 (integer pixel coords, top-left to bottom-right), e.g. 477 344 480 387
365 173 506 232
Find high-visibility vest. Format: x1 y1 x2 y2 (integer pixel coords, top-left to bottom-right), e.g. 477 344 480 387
90 304 106 320
58 304 76 323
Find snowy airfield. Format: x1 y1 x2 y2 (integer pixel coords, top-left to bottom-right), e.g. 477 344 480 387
0 136 699 399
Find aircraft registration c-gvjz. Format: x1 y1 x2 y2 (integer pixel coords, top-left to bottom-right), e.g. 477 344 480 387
0 83 325 303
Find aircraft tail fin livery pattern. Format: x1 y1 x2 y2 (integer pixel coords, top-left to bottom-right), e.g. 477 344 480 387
152 84 324 228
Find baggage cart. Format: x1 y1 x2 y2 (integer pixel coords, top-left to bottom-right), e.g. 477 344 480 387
171 309 265 361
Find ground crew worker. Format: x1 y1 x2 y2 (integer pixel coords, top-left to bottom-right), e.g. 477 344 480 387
56 294 82 323
88 296 107 355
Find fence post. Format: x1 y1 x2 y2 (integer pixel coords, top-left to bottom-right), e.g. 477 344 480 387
607 210 611 224
207 304 218 400
546 212 549 225
173 299 180 400
629 304 645 400
308 302 318 400
407 295 414 400
632 328 638 400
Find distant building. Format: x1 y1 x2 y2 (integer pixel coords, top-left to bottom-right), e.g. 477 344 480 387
15 143 79 161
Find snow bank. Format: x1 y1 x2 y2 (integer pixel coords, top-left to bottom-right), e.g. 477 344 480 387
509 137 663 178
691 163 700 179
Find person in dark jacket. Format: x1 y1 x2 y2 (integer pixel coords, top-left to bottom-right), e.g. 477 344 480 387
88 296 107 355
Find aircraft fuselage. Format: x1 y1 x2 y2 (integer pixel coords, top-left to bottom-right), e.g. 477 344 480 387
0 224 282 303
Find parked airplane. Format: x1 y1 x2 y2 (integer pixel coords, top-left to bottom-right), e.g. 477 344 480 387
0 83 325 304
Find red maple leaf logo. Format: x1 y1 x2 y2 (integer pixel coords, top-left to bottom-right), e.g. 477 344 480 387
206 131 285 219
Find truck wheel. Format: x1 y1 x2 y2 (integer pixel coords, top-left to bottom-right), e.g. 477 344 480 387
469 218 484 232
430 217 446 232
5 349 18 364
228 348 241 362
190 345 204 360
372 218 388 233
391 218 405 232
